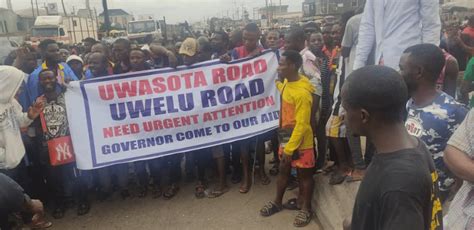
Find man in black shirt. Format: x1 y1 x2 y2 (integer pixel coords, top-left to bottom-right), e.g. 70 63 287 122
341 66 443 230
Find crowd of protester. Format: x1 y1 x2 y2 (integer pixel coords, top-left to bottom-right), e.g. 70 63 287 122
1 1 474 229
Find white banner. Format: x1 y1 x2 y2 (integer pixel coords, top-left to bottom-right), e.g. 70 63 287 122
65 51 280 169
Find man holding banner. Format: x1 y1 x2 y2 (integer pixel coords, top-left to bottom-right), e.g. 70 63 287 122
38 69 90 218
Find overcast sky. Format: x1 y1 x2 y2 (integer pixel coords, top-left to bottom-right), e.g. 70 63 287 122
5 0 302 23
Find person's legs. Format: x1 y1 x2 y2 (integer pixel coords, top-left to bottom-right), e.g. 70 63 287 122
329 137 352 185
163 154 181 200
238 139 251 193
149 158 163 198
230 142 242 184
97 167 112 200
346 128 364 170
315 119 328 170
48 164 67 219
114 164 130 199
269 132 280 176
185 152 195 182
208 145 229 198
365 139 375 166
75 169 90 216
134 161 149 197
256 136 270 185
223 143 232 174
297 168 314 212
274 159 291 206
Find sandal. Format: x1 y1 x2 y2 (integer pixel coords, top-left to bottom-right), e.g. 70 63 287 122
77 203 90 216
231 172 241 184
294 210 312 227
286 179 299 191
283 198 301 210
269 164 279 176
29 216 53 229
269 157 278 164
137 187 148 198
163 184 179 200
152 187 163 199
329 171 347 185
346 170 365 182
260 201 282 217
52 206 65 219
239 183 251 194
323 165 337 175
207 186 229 198
260 173 271 185
195 183 206 199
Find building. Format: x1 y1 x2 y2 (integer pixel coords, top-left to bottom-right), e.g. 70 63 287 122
0 8 20 34
98 9 132 30
76 9 94 18
315 0 365 15
258 5 289 20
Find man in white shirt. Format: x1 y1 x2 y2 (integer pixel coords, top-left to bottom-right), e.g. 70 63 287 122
353 0 441 71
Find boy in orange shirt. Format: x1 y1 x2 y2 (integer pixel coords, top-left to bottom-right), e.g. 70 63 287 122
260 50 316 227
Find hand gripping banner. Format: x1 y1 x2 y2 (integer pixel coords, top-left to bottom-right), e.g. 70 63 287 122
65 51 280 169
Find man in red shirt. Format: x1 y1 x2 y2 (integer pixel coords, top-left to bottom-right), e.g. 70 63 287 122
462 16 474 43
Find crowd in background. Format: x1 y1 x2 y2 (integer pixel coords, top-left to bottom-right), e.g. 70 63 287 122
1 2 474 229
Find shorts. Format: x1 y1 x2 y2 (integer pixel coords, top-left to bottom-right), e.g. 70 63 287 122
326 115 346 138
278 144 315 169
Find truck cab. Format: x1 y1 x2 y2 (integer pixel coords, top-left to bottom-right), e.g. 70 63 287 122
28 16 70 48
127 19 162 44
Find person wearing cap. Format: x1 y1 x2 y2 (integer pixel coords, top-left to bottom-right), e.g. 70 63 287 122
179 37 201 66
178 38 229 199
303 22 321 38
66 55 85 80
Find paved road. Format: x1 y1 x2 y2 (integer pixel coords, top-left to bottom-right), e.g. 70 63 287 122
49 174 322 230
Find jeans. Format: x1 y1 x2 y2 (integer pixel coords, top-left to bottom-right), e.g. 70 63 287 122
97 163 129 193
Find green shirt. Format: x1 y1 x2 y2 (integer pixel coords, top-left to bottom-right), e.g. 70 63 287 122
464 57 474 108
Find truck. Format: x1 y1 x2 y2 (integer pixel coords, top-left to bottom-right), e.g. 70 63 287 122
127 19 162 44
28 16 98 48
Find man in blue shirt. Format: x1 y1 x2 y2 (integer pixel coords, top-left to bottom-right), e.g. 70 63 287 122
22 39 78 109
401 44 468 202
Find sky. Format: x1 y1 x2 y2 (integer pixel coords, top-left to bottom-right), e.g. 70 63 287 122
4 0 302 23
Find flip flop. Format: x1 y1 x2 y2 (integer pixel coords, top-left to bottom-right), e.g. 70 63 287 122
239 184 251 194
329 172 347 185
260 174 271 185
260 201 282 217
269 165 279 176
77 203 90 216
294 210 312 227
346 170 365 182
163 185 179 200
207 186 229 198
195 184 206 199
29 219 53 229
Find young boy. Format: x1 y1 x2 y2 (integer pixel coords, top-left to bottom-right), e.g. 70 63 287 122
260 50 315 227
341 66 442 230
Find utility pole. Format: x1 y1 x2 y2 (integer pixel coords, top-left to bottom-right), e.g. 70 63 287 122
265 0 268 27
102 0 110 36
31 0 35 18
86 0 96 39
6 0 12 10
61 0 68 16
35 0 40 16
